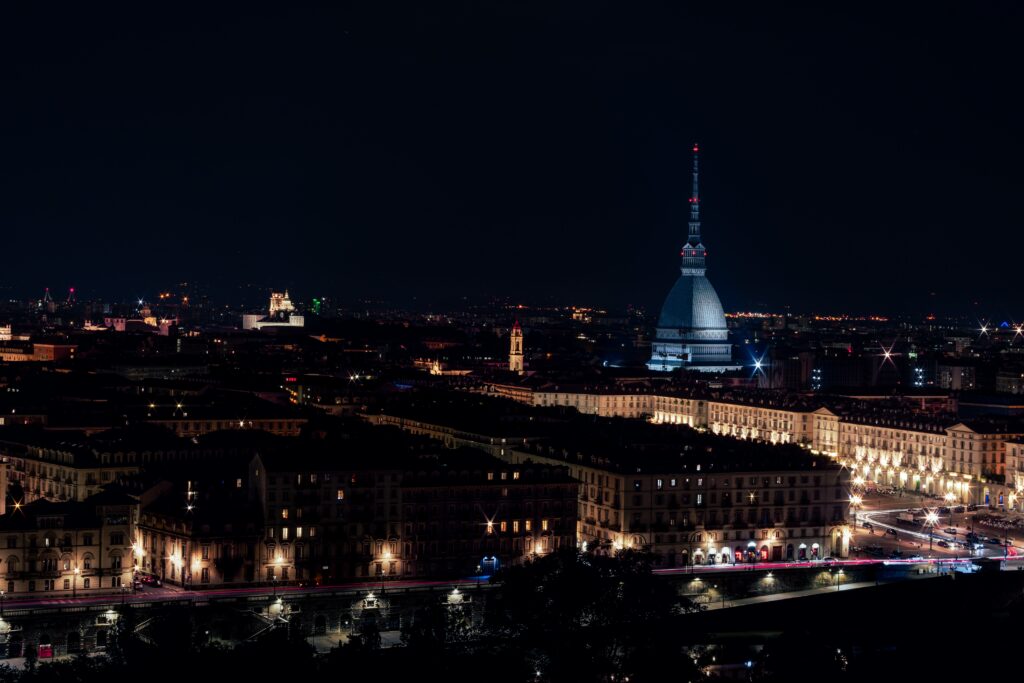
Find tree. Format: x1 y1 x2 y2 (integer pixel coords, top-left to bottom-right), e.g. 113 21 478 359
487 547 700 682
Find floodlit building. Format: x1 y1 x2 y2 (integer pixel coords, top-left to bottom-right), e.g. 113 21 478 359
648 145 737 372
242 290 305 331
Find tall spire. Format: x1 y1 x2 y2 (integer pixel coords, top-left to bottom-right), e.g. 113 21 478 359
689 143 700 243
680 143 707 275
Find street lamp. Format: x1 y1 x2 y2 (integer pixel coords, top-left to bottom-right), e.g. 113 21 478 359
836 569 844 592
925 511 940 552
850 494 863 528
944 492 957 528
73 566 79 599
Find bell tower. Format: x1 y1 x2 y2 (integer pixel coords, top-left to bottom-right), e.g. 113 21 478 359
509 321 524 374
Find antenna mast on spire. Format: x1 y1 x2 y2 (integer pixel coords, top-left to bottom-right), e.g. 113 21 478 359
680 143 707 275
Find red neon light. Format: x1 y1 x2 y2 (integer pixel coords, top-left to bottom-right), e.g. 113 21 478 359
285 377 297 382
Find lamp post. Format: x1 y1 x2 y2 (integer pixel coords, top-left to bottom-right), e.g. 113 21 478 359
925 511 939 552
0 590 5 618
73 566 79 599
835 569 844 592
945 492 957 528
850 494 863 529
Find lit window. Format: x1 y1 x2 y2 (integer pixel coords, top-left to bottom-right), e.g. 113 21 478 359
281 528 289 541
337 489 344 501
542 519 549 531
525 520 532 532
487 472 494 481
296 527 303 538
281 509 289 520
513 471 520 480
513 521 520 533
236 478 243 488
500 521 507 533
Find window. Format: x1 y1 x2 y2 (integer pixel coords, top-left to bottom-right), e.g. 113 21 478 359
500 521 508 533
201 568 210 583
525 520 532 531
83 556 93 570
84 578 91 589
110 533 125 546
201 545 210 560
337 489 345 501
63 579 70 590
542 519 549 531
282 528 290 541
513 471 520 480
296 527 303 538
112 576 122 588
487 472 494 481
513 521 520 533
281 509 289 520
111 556 122 570
236 478 243 488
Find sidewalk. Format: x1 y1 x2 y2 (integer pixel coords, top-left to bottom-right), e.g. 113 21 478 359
702 580 881 611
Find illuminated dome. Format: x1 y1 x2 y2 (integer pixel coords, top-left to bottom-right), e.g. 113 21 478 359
656 275 727 334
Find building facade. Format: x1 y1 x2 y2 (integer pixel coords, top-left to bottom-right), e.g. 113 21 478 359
0 492 138 597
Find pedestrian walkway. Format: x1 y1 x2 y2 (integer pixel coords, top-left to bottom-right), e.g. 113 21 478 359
703 580 883 611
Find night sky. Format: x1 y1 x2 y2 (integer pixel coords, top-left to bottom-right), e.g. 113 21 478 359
2 3 1022 315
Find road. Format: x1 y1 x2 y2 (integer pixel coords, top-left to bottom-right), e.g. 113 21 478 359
0 576 489 613
855 505 1020 561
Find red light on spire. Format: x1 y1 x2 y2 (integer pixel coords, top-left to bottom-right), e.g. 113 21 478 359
693 144 699 152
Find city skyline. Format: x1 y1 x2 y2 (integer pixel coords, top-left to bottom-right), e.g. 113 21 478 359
1 4 1022 314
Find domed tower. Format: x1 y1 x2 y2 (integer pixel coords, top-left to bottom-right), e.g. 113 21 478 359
648 145 736 372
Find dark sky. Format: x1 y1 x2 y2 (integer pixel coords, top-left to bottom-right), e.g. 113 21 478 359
2 2 1022 315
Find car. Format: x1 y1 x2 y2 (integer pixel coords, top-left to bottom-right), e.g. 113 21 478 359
937 540 951 548
953 506 966 513
988 537 1004 545
939 507 951 514
908 555 925 561
972 543 985 550
863 522 874 530
820 557 837 564
945 528 958 534
136 573 162 587
887 528 898 536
